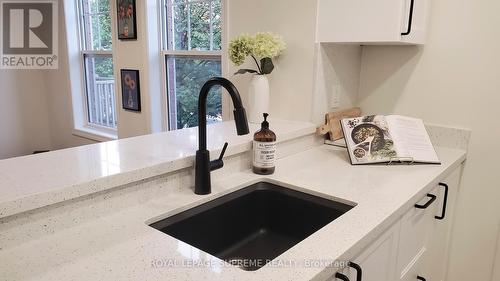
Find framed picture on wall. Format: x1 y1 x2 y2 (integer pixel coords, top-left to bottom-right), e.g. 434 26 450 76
117 0 137 40
120 69 141 112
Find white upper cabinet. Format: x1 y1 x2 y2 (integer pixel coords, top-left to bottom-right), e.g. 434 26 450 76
316 0 430 44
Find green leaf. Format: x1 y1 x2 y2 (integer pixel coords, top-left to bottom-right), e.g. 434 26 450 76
234 69 259 75
260 58 274 74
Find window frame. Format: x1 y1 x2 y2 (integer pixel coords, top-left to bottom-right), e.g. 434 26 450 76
159 0 229 131
76 0 118 136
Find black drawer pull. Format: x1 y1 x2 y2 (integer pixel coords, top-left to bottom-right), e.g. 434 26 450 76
415 193 437 209
435 182 449 220
335 272 350 281
417 276 426 281
401 0 415 35
348 261 362 281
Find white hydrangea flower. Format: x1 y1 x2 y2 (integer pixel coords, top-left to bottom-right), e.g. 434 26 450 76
228 32 286 75
252 32 286 59
228 34 254 66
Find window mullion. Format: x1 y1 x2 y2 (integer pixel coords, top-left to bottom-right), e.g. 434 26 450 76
97 16 101 50
165 3 173 50
81 0 88 49
187 1 191 50
175 0 212 5
96 0 101 50
83 12 108 16
209 0 213 50
82 50 113 56
163 50 221 56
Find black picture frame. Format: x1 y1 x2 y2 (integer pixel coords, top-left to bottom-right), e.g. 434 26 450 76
120 69 141 112
116 0 137 40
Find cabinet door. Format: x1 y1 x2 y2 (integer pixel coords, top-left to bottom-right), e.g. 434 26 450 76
397 186 440 280
334 221 401 281
316 0 429 44
400 0 430 44
317 0 403 43
422 168 462 281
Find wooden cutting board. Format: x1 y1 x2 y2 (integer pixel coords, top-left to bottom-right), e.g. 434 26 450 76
316 107 362 141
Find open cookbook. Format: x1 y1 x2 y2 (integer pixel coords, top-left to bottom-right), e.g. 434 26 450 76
340 115 440 165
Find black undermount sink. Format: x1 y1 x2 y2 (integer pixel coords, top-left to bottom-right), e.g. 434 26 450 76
149 181 354 271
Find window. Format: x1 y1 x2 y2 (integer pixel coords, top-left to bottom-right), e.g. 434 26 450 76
78 0 117 130
162 0 223 130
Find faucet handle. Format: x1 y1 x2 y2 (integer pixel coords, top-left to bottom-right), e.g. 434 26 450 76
218 142 228 160
210 142 228 171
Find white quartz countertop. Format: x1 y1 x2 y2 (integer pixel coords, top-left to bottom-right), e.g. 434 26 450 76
0 119 315 219
0 144 466 281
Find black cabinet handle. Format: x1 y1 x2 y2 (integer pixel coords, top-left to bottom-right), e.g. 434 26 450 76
415 193 437 209
417 276 426 281
335 272 350 281
348 261 362 281
435 182 449 220
401 0 415 35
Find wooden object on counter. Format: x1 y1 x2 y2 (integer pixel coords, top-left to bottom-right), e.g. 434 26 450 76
316 107 362 141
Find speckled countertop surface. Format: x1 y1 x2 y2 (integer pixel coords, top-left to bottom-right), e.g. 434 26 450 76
0 119 315 219
0 143 466 281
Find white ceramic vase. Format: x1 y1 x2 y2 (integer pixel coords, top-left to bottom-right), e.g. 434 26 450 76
248 75 270 123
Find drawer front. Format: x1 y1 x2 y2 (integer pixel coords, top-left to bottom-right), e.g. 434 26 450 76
400 249 426 281
327 221 401 281
397 186 440 279
347 221 401 281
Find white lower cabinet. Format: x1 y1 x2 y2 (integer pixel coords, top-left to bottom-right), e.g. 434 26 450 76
326 221 401 281
327 166 461 281
397 184 440 281
348 221 401 281
422 168 461 281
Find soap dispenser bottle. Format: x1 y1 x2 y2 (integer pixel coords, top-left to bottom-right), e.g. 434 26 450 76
253 113 276 175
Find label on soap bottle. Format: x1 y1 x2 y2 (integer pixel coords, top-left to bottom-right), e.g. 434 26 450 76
253 141 276 168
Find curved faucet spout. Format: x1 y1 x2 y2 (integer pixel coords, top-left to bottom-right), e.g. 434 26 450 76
195 77 249 195
197 77 249 151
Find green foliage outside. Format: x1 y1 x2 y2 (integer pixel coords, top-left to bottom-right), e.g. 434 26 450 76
170 0 222 128
172 58 221 128
88 0 113 78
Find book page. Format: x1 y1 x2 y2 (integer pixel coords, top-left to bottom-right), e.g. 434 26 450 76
386 115 440 163
341 115 397 164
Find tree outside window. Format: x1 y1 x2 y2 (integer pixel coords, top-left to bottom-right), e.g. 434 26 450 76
164 0 223 130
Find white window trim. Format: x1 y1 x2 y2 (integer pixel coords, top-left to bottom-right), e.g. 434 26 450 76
159 0 229 131
65 0 117 141
73 126 117 142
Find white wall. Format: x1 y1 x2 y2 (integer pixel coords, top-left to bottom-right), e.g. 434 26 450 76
357 0 500 280
0 0 95 160
227 0 318 122
44 0 160 147
312 44 362 124
227 1 362 126
45 0 97 150
2 0 164 159
111 0 163 138
0 70 52 159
